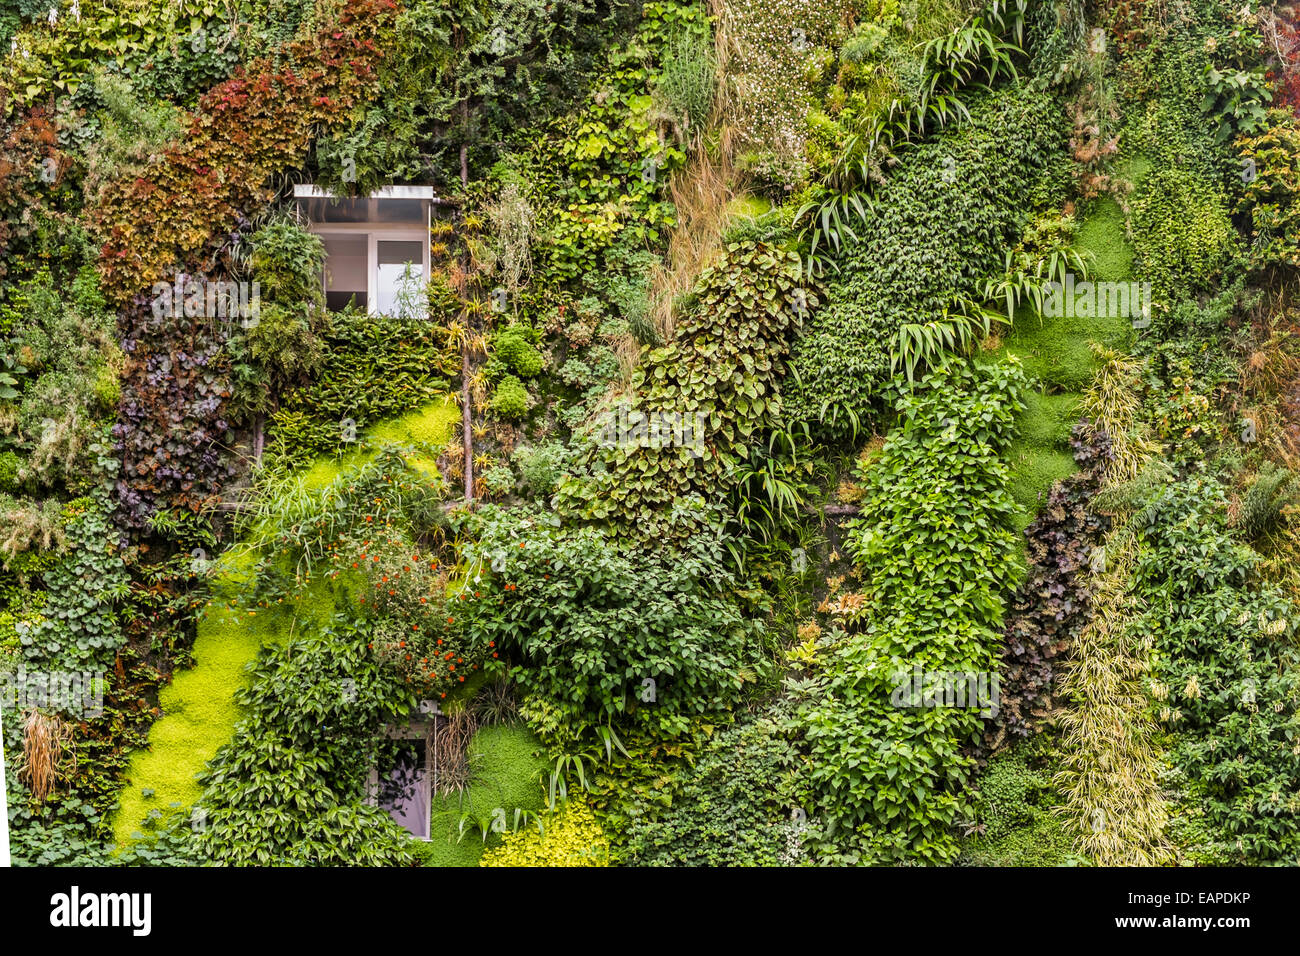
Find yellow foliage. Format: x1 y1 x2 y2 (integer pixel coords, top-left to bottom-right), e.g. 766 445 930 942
479 800 610 868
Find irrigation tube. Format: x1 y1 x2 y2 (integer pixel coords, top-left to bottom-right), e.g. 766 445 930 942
0 708 9 866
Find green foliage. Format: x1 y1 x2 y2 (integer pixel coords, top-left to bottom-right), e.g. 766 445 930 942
489 375 529 420
1235 463 1297 544
962 742 1080 866
785 86 1065 443
21 493 128 671
491 326 544 378
1132 165 1236 301
0 268 120 492
1131 478 1300 864
792 359 1025 864
194 617 419 866
79 68 183 201
623 715 799 866
419 724 551 867
1236 111 1300 270
512 441 575 500
249 218 325 307
555 241 813 543
1201 64 1270 145
651 9 714 137
455 505 767 738
263 308 456 472
796 0 1031 263
2 0 240 111
315 0 631 194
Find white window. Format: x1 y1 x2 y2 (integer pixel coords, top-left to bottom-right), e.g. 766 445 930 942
375 737 431 839
367 702 442 840
294 185 436 319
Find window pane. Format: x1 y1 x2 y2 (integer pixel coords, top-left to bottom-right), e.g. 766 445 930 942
322 235 367 313
376 240 425 317
378 740 429 839
374 198 425 224
301 197 371 223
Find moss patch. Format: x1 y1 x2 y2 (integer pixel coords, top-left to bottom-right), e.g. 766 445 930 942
415 724 551 867
993 199 1137 541
1075 196 1135 283
298 398 459 492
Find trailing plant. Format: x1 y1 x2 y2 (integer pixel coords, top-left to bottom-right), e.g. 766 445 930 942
792 358 1026 864
554 240 814 544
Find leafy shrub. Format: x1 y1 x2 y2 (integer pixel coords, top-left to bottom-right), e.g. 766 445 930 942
249 218 326 307
455 505 767 737
623 716 797 866
1236 110 1300 270
20 492 128 671
1132 165 1237 300
1131 478 1300 864
513 441 574 499
492 327 544 378
195 618 419 866
489 375 529 420
228 303 325 419
1 268 119 492
263 308 455 471
555 241 813 543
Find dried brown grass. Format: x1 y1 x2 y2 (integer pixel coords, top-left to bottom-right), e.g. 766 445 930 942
18 707 76 803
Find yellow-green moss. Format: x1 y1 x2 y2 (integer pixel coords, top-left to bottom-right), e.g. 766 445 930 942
298 398 460 492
